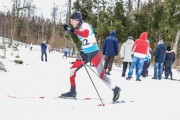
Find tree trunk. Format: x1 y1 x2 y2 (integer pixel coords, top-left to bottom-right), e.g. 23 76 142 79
137 0 141 12
3 37 6 59
173 30 180 53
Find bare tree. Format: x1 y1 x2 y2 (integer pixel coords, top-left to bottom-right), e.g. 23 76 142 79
18 0 36 43
51 2 59 38
8 0 30 47
66 0 71 25
64 0 72 48
173 30 180 55
0 13 7 58
137 0 141 12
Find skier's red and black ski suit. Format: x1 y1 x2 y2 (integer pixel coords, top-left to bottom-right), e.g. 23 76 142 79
70 22 115 89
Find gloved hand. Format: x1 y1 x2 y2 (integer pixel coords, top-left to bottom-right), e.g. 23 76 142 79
131 54 134 58
121 57 124 60
63 24 74 32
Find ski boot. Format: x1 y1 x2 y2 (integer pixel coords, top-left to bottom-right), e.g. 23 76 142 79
112 86 121 102
60 86 76 99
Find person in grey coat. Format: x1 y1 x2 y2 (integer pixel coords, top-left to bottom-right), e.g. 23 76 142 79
164 46 175 80
120 36 134 77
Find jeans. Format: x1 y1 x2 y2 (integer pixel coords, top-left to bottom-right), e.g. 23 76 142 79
41 52 47 61
128 57 145 78
154 62 163 79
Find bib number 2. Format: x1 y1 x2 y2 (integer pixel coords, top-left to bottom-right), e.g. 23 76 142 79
82 39 90 46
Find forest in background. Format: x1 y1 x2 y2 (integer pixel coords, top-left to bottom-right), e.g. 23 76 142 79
0 0 179 67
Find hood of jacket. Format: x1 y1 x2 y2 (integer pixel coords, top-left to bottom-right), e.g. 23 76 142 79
126 39 134 44
139 32 148 40
158 44 166 50
110 31 116 37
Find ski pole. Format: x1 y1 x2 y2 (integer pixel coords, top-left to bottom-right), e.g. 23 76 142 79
66 31 104 106
85 64 111 89
72 49 112 90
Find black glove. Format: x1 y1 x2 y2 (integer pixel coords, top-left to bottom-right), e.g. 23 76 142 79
63 24 74 32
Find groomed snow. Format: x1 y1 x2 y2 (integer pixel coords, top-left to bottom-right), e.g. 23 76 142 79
0 40 180 120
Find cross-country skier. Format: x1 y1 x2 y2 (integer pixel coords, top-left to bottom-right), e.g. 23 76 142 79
60 11 121 102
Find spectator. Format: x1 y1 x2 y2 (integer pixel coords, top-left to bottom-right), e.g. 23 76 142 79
126 32 150 81
30 43 33 51
141 41 152 77
103 30 119 75
48 45 52 53
164 46 175 80
63 47 70 59
152 40 166 80
141 48 151 77
120 36 134 77
41 41 47 62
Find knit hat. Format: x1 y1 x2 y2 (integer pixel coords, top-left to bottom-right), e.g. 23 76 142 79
70 11 82 21
158 40 163 45
167 46 171 51
128 36 133 40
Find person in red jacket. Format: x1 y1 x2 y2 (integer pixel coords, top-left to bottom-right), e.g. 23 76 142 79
126 32 150 81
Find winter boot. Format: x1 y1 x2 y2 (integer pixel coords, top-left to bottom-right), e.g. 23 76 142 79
60 86 76 98
136 78 141 81
126 77 132 80
121 74 125 77
104 69 107 74
106 71 111 75
112 86 121 102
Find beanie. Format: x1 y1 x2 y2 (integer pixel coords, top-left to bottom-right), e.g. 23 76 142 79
70 11 82 20
128 36 133 40
158 40 164 45
167 46 171 51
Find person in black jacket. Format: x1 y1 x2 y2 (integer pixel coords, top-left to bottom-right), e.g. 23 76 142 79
152 40 166 80
164 46 175 80
103 30 119 75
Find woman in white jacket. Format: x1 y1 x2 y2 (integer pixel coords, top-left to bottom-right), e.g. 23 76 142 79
120 36 134 77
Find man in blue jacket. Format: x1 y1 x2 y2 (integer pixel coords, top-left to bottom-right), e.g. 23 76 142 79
153 40 166 80
103 30 119 75
41 41 47 62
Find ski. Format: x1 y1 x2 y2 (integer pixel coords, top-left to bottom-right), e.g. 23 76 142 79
58 96 126 106
97 100 126 106
7 95 99 100
56 96 102 101
7 95 127 106
7 95 45 99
